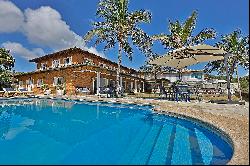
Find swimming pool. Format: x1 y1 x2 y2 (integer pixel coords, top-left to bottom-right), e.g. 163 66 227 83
0 98 233 164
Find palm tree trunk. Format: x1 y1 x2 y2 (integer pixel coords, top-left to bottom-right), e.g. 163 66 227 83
225 54 232 101
236 64 242 100
116 43 122 96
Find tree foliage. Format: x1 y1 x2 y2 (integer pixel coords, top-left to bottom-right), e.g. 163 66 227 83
84 0 153 94
0 48 15 89
139 61 177 79
84 0 153 59
152 10 216 50
204 30 249 80
144 11 215 76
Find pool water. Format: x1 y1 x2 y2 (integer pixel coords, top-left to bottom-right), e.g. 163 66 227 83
0 99 233 165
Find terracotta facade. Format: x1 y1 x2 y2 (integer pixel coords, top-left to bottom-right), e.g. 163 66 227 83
15 48 145 95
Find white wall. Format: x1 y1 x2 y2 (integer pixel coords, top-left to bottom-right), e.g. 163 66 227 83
157 72 204 83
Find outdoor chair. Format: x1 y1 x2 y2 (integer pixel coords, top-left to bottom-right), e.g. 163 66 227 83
3 88 18 97
173 85 191 102
18 88 34 96
159 86 174 100
98 86 116 98
98 87 107 97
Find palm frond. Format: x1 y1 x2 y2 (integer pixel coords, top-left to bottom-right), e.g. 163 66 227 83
152 33 172 49
182 10 198 43
128 10 151 25
206 30 249 76
131 27 153 57
191 28 216 45
169 20 182 35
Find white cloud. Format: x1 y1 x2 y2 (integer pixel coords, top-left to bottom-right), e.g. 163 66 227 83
2 42 45 60
0 0 24 33
0 1 106 59
86 46 106 58
23 6 82 50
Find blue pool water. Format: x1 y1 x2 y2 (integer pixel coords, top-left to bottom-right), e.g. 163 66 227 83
0 98 233 165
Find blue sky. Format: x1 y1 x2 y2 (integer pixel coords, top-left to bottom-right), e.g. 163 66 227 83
0 0 249 76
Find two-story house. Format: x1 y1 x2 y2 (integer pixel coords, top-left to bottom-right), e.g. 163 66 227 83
15 47 145 95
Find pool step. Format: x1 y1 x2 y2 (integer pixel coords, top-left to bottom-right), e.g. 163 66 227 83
129 125 162 164
118 121 152 164
195 128 213 165
62 113 148 164
171 124 192 165
147 123 173 165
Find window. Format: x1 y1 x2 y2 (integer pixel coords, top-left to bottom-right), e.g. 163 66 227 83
191 73 202 79
37 79 43 87
53 77 64 86
64 57 72 66
99 63 103 68
52 59 60 68
99 63 107 68
26 78 33 86
19 81 23 88
83 58 93 65
40 63 47 70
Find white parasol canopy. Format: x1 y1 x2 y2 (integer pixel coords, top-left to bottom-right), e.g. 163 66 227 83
149 44 226 69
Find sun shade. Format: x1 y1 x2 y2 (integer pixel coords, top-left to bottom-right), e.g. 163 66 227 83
149 44 226 69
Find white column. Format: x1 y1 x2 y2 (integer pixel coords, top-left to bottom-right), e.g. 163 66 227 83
142 81 145 92
120 76 123 88
92 78 95 94
135 80 138 93
96 72 100 95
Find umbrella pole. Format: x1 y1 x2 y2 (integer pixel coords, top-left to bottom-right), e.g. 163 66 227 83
225 54 232 102
178 69 182 81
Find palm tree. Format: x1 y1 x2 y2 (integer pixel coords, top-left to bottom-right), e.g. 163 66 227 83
152 10 216 50
0 48 15 89
151 11 216 81
205 30 249 100
84 0 153 95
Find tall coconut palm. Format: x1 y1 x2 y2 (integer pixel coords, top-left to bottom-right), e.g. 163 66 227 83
152 11 216 50
151 11 216 82
84 0 153 95
205 30 249 100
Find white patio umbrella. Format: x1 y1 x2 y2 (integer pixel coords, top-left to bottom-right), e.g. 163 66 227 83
149 44 233 101
149 44 226 69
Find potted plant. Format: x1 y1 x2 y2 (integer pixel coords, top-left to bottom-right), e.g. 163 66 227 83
41 84 51 95
56 84 65 96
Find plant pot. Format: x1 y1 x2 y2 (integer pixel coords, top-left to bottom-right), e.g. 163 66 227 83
56 90 64 96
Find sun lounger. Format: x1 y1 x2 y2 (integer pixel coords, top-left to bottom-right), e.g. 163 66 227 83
0 91 5 97
3 88 18 97
76 87 90 95
18 88 34 96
